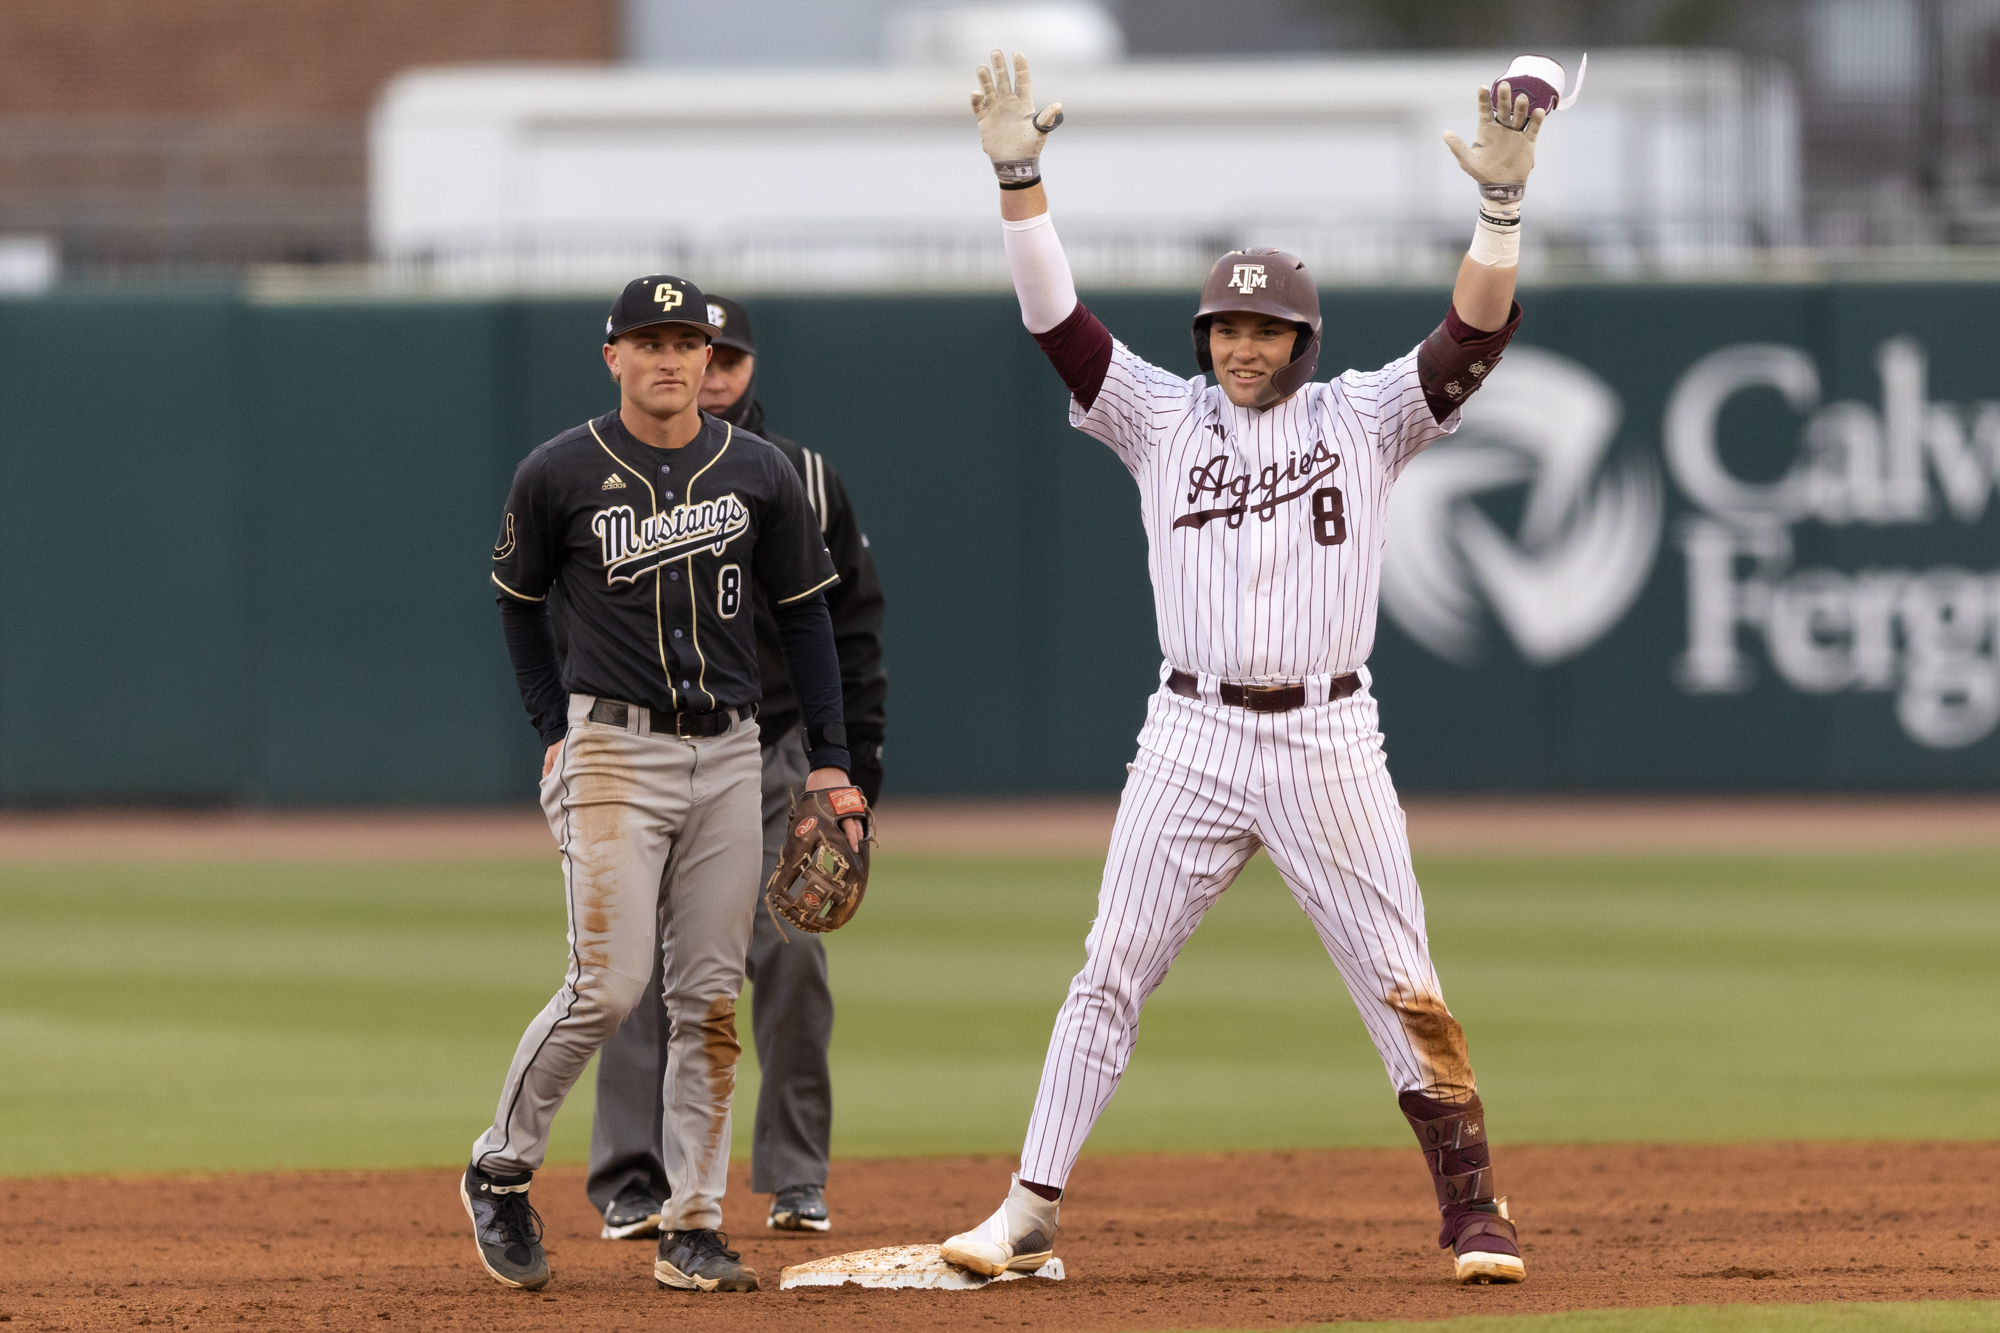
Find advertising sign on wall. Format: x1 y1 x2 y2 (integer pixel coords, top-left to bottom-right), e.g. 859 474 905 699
1369 286 2000 787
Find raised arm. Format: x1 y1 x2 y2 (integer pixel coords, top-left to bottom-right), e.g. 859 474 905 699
972 50 1068 323
1408 80 1546 427
1443 81 1542 330
972 51 1114 408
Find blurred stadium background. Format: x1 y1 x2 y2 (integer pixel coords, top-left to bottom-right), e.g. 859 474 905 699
0 0 1997 1161
1 13 1997 1331
0 0 1997 802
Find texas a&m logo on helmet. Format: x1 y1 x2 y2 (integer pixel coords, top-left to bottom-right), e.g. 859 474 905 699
1228 264 1268 293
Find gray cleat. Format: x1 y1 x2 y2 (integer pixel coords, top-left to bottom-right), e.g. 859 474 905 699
655 1229 759 1292
460 1164 550 1290
767 1183 831 1233
600 1184 664 1240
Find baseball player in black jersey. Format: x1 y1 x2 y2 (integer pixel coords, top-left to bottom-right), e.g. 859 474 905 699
585 294 887 1240
464 274 865 1296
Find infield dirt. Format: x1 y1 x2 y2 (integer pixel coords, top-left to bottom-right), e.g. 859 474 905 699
7 1142 1996 1331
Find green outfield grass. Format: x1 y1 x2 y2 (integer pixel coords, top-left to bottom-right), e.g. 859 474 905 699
1265 1300 2000 1332
1 849 1997 1175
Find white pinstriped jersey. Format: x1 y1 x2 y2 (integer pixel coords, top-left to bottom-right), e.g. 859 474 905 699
1074 341 1456 682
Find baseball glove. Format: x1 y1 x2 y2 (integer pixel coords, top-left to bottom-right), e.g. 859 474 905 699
765 786 873 935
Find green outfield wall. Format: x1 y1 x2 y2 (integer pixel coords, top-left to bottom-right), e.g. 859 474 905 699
0 280 1995 803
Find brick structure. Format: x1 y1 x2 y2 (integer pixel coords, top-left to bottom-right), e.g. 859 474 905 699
0 1 617 265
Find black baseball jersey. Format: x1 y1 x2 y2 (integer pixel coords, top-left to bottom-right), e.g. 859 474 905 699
492 410 837 718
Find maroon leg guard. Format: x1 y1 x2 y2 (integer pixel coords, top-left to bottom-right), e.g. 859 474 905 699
1399 1091 1520 1261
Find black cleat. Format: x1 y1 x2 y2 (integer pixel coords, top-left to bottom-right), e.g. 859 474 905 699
767 1183 831 1233
600 1184 664 1240
460 1164 549 1290
655 1229 759 1292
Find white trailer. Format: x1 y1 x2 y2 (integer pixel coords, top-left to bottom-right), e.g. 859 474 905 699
369 51 1798 291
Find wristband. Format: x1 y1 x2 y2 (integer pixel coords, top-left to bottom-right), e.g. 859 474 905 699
999 176 1042 191
1468 198 1522 268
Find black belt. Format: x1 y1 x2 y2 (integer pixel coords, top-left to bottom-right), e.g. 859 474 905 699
589 697 749 739
1167 669 1360 713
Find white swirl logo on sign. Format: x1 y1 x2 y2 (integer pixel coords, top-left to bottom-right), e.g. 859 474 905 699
1383 347 1664 667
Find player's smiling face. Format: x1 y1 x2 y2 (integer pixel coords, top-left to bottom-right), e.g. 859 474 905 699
604 323 713 421
1209 312 1300 410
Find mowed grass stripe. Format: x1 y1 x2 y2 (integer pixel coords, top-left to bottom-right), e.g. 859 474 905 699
1 850 1996 1175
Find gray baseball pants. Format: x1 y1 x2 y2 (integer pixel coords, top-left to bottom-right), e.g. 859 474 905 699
470 694 763 1233
586 724 834 1212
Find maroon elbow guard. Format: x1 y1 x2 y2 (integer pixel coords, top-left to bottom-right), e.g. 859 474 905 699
1418 301 1522 421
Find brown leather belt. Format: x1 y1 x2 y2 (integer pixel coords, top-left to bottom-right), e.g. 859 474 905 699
589 696 749 739
1167 669 1360 713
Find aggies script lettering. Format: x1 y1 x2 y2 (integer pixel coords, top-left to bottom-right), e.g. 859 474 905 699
1173 439 1348 546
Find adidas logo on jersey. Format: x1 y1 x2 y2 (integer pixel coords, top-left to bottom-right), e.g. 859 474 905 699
602 473 628 490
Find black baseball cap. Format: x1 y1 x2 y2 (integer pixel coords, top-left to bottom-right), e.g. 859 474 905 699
705 295 756 355
604 274 724 344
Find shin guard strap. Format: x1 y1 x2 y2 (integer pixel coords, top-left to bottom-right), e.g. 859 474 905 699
1410 1106 1486 1154
1432 1164 1492 1209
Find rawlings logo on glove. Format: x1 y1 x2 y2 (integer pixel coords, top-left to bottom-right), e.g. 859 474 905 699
765 786 874 935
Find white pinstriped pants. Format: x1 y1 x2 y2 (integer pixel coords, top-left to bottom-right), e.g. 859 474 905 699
1019 668 1476 1189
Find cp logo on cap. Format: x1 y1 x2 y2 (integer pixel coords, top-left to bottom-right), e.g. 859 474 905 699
653 282 684 311
1228 264 1268 292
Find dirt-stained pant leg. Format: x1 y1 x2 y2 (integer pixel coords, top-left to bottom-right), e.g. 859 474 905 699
585 725 830 1211
583 919 672 1214
471 695 685 1179
743 726 835 1194
1252 680 1475 1104
1018 688 1262 1189
656 716 764 1233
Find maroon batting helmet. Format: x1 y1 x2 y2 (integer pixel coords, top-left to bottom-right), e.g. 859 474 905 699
1192 248 1322 398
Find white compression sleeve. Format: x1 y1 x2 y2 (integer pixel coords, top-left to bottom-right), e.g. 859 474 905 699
1001 212 1079 334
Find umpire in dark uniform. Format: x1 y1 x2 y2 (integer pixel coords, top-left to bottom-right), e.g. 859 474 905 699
587 295 887 1237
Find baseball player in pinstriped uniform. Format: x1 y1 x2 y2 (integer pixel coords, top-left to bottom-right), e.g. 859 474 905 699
464 274 865 1296
939 53 1551 1286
